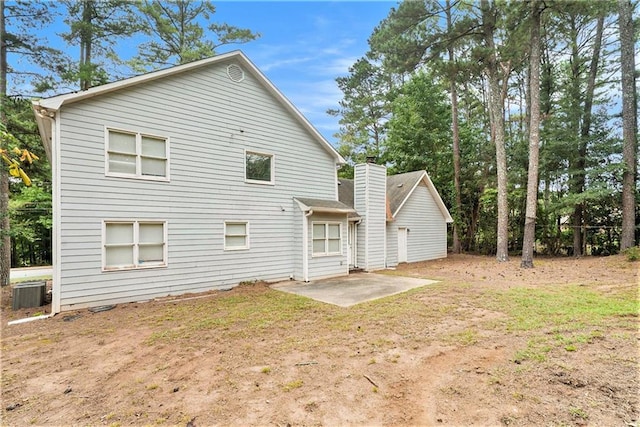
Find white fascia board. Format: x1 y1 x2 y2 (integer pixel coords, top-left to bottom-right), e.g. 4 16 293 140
241 56 344 165
422 172 454 223
392 171 454 223
34 50 243 110
392 171 424 218
32 50 344 165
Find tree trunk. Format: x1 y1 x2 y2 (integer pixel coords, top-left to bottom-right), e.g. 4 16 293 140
0 0 10 286
80 0 93 90
521 0 542 268
565 14 584 257
447 0 463 254
481 0 509 262
619 0 638 250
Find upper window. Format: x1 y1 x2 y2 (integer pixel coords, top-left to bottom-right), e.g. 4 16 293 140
103 221 167 270
245 150 274 184
224 221 249 250
106 128 169 180
312 222 342 256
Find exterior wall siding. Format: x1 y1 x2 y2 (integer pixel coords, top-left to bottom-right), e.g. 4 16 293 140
393 182 448 262
55 59 338 310
354 163 387 271
386 223 398 267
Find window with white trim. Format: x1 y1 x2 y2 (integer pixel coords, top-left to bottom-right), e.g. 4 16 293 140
312 222 342 256
107 128 168 180
103 221 167 270
245 151 274 184
224 221 249 250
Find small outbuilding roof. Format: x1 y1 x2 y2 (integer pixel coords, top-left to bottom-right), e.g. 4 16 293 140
386 170 426 215
338 170 453 223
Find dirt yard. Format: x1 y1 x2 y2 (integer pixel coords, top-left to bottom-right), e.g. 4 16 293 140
1 254 638 426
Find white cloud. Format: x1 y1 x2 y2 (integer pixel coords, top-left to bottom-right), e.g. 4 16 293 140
260 55 315 72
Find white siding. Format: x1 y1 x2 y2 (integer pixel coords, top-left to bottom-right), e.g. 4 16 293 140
386 223 398 267
354 163 387 271
393 182 448 262
55 59 339 310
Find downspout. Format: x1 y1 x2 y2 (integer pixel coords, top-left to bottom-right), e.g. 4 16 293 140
302 209 313 282
353 218 361 269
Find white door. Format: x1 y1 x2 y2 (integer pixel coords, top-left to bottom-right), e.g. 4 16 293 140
398 227 408 263
348 222 357 267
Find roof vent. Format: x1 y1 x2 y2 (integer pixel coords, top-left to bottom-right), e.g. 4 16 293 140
226 64 245 82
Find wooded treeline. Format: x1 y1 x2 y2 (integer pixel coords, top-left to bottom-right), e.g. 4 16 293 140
330 0 638 265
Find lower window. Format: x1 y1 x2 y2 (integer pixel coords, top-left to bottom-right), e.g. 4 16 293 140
312 222 342 256
103 221 167 270
224 221 249 250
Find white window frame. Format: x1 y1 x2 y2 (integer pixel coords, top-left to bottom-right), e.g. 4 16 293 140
312 222 342 257
102 220 168 271
244 149 274 185
224 221 250 251
105 127 170 181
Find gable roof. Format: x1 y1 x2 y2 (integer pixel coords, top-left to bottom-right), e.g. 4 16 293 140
389 170 453 222
386 170 425 216
338 171 453 223
32 50 343 164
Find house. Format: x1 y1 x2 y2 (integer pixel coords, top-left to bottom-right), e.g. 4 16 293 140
338 163 453 271
32 50 451 313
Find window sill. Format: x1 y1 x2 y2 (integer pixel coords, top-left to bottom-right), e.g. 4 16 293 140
312 253 343 258
106 173 170 182
102 263 167 272
244 179 274 186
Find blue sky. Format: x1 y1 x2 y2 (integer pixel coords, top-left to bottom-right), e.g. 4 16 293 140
208 1 397 143
15 1 397 145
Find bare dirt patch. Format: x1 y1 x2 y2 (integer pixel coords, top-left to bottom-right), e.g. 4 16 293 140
1 254 638 426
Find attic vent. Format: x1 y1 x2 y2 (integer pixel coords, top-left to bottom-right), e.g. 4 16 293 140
226 64 245 82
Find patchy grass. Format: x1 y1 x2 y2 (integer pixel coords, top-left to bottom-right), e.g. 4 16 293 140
10 275 52 284
484 285 638 332
479 284 638 364
282 379 304 392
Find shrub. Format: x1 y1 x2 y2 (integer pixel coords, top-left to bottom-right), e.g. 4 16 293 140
623 246 640 262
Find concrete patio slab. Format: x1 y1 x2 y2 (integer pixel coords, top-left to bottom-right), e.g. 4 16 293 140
270 272 438 307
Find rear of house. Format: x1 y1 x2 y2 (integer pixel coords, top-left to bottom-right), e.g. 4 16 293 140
33 51 351 313
33 51 452 313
